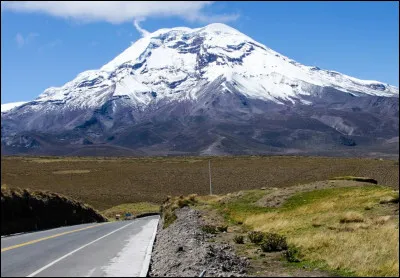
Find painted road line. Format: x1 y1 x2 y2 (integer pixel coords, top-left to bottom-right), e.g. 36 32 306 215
1 223 106 253
1 222 100 240
26 221 135 277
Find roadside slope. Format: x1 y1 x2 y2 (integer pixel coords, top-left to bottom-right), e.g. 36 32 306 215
1 185 107 236
151 179 399 277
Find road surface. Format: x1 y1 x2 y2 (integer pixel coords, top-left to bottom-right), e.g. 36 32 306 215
1 215 159 277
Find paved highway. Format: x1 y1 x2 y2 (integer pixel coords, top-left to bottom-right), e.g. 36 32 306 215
1 215 159 277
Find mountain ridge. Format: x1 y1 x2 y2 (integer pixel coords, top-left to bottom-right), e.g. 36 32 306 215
1 23 398 157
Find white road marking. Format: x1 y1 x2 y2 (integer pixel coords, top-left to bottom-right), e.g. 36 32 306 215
139 217 160 277
1 222 100 241
26 222 135 277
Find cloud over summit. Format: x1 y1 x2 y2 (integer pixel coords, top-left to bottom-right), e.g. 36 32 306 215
2 1 239 24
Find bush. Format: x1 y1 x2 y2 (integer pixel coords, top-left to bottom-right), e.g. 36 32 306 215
163 210 177 229
234 235 244 244
285 244 301 262
248 231 264 244
188 194 198 202
217 225 228 232
177 198 190 208
260 232 288 252
201 225 218 234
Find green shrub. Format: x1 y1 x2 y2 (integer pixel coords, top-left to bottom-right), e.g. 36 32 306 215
201 224 218 234
260 232 288 252
248 231 264 244
284 244 301 262
163 210 177 229
217 225 228 232
188 194 198 202
234 235 244 244
177 196 197 208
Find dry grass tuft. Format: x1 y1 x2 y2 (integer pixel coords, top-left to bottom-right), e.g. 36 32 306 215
339 211 364 223
374 216 391 225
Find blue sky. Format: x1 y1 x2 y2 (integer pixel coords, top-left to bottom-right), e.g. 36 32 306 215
1 1 399 104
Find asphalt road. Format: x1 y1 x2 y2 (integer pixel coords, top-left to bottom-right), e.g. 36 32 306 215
1 215 159 277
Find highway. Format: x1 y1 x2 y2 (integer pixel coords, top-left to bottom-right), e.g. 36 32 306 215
1 215 159 277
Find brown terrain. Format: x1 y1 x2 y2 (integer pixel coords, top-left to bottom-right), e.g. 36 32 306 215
1 155 398 211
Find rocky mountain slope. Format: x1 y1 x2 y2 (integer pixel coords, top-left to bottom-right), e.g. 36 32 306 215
1 23 398 156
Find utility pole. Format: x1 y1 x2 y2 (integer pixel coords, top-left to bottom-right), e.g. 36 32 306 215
209 160 212 195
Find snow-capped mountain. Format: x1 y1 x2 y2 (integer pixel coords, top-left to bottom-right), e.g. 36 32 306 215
1 23 398 156
1 102 27 113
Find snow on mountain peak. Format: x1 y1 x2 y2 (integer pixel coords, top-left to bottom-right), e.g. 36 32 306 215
25 23 399 111
1 102 28 113
201 23 246 34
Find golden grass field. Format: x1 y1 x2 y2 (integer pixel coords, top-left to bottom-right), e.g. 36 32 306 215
194 182 399 277
1 155 398 210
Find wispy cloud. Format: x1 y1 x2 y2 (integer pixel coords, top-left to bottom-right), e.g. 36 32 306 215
15 32 39 48
38 39 62 53
133 19 150 37
15 33 24 48
2 1 239 24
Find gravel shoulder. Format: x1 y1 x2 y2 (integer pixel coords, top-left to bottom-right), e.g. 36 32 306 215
149 206 248 277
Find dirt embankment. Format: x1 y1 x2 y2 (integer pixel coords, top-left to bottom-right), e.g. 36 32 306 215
149 206 248 277
1 186 107 236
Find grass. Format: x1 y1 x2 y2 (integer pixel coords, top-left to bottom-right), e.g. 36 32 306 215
339 212 365 223
1 156 398 210
201 184 399 277
102 202 160 221
233 235 245 244
208 190 273 224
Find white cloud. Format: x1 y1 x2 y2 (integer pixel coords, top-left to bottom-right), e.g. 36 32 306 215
133 19 150 37
2 1 239 24
15 32 39 48
38 39 62 52
15 33 24 48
